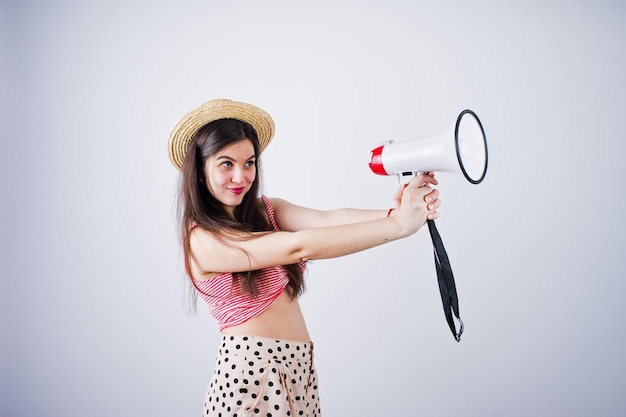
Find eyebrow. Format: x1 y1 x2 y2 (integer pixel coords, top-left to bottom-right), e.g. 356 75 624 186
216 154 256 161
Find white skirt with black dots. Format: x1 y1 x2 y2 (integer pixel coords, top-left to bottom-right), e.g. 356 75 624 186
202 335 321 417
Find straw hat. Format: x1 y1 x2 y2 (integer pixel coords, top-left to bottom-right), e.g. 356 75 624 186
168 98 275 171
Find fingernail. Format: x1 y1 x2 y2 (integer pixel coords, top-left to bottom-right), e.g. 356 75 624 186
426 196 432 203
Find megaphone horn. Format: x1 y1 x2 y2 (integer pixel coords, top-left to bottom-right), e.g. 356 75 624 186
369 109 488 184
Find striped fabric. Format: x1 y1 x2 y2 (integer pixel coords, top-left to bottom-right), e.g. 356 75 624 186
192 196 306 331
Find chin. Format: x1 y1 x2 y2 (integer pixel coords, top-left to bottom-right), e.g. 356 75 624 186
223 195 245 207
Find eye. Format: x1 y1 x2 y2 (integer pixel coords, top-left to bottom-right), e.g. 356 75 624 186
245 160 256 168
220 161 233 168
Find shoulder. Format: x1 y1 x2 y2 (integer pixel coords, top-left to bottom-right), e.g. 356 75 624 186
188 225 220 252
262 197 300 220
261 197 324 231
186 228 223 281
263 196 290 211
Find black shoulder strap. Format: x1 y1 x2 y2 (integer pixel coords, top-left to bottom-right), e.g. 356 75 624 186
427 219 464 342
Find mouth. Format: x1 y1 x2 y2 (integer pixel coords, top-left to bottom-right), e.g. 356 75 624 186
228 187 245 195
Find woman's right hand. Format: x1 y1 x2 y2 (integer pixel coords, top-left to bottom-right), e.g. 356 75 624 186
392 173 440 236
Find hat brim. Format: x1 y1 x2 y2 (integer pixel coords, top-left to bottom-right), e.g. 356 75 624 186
168 99 275 171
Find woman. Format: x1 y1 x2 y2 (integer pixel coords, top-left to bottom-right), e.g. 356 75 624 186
168 99 440 416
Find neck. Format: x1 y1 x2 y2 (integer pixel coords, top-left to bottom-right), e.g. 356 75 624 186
224 205 237 219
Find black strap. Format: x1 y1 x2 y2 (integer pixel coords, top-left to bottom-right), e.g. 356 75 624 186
427 219 464 342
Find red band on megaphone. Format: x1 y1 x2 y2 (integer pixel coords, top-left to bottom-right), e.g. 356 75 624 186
369 145 388 175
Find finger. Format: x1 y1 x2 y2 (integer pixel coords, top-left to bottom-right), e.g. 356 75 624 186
422 174 438 186
408 174 438 188
428 199 441 211
393 183 408 204
424 188 439 203
395 183 408 194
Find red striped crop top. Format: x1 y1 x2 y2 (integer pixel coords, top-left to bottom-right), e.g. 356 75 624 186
191 196 306 331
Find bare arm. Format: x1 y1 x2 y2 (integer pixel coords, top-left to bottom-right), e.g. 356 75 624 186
269 199 390 231
189 174 440 278
190 216 406 275
269 176 435 231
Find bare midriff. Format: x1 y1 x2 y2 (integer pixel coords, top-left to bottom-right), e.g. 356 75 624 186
220 290 311 342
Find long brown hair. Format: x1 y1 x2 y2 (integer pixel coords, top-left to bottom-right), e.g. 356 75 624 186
178 119 305 304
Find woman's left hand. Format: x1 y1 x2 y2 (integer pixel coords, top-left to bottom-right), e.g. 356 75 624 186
393 172 437 208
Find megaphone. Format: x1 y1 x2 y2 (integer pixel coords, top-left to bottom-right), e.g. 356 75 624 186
368 109 488 342
369 109 488 184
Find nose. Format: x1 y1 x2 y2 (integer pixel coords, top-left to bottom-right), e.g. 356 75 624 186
231 167 244 184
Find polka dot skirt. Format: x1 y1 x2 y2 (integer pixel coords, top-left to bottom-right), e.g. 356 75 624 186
202 335 321 417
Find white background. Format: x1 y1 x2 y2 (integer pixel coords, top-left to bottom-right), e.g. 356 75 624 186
2 1 625 416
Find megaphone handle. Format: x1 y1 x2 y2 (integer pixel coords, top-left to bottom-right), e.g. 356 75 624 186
396 171 419 185
427 219 464 342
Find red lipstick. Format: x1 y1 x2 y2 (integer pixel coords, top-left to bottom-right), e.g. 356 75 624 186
229 187 245 195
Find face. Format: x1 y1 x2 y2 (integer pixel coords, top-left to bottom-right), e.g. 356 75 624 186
204 139 256 215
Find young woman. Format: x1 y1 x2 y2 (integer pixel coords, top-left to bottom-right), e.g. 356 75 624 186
168 99 441 417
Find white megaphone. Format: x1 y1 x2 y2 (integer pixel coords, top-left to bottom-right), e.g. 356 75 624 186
369 109 488 184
